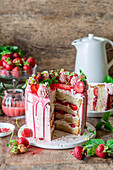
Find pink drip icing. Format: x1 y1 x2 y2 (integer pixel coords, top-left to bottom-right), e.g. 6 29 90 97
32 93 50 140
25 90 29 126
32 105 36 138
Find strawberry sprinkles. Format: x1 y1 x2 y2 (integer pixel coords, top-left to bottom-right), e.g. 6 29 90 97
0 128 11 133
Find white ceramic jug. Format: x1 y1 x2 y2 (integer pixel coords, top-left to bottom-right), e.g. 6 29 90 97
72 34 113 83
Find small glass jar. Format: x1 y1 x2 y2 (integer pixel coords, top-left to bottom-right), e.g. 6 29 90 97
2 89 25 117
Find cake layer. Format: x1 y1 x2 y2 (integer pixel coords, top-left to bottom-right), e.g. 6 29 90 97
55 119 81 135
55 110 80 126
88 83 113 111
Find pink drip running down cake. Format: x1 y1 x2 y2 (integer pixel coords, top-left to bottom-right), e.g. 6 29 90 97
87 83 113 112
25 69 88 141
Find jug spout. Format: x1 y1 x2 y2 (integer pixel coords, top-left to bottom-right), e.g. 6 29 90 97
72 39 83 50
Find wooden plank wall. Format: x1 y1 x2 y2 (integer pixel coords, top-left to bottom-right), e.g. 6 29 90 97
0 0 113 76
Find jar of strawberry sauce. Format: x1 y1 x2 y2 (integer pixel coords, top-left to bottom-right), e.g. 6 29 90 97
2 89 25 117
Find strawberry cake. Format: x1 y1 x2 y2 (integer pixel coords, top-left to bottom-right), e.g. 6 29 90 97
87 83 113 112
25 69 88 141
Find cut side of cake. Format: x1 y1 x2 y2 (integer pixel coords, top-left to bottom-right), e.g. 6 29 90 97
25 69 88 141
87 83 113 111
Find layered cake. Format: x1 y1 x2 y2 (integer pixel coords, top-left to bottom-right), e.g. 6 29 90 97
25 69 88 141
87 83 113 111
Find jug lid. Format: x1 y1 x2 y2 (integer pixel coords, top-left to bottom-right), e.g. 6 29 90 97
81 34 100 43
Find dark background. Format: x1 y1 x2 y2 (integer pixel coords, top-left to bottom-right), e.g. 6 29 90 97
0 0 113 76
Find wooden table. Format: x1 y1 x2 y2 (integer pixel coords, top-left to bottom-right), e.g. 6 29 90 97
1 114 113 170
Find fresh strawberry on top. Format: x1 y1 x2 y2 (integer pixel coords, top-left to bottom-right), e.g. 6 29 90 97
30 84 39 94
13 53 20 58
74 81 85 93
11 66 22 78
17 137 29 147
36 72 41 81
56 83 72 91
21 128 31 137
27 57 35 67
23 61 32 74
13 58 23 66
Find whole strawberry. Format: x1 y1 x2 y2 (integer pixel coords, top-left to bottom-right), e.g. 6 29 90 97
17 137 29 147
95 144 108 159
19 144 27 153
21 128 31 137
27 57 35 67
73 146 87 160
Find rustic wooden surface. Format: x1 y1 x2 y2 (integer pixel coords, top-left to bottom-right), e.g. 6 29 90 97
1 115 113 170
0 0 113 76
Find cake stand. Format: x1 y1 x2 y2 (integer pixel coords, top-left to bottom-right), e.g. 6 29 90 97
87 108 113 118
18 122 96 149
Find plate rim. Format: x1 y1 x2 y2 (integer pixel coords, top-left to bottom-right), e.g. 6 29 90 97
18 122 96 149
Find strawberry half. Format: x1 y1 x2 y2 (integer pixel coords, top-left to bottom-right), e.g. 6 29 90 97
93 87 98 97
74 81 85 93
56 84 72 91
30 84 39 94
69 103 78 111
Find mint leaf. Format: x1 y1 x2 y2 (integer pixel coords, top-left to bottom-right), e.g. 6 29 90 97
87 145 98 156
95 121 105 130
106 140 113 149
104 121 113 132
88 129 95 134
102 111 111 122
104 75 113 83
85 139 105 148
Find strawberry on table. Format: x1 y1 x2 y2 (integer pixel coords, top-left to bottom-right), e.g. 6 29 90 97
74 81 85 93
27 57 35 67
95 144 108 159
19 144 27 153
73 146 87 160
21 128 31 137
17 137 29 147
11 66 22 78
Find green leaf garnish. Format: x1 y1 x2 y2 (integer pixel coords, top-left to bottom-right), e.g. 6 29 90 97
95 111 113 132
104 75 113 83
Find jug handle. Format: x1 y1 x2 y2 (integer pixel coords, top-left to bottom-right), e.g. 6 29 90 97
105 39 113 69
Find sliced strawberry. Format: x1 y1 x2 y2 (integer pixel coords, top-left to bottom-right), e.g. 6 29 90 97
74 81 85 93
69 123 76 128
30 84 39 94
56 83 72 91
93 87 98 97
21 128 31 137
69 103 78 111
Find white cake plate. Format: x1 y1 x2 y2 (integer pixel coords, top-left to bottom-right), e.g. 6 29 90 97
0 123 15 138
18 122 96 149
87 109 113 118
